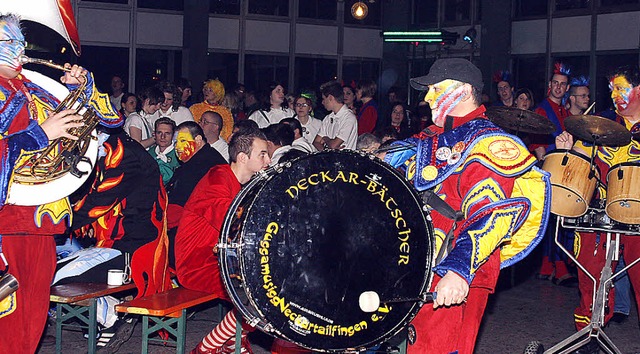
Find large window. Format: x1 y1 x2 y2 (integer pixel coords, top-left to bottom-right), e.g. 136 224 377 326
342 59 380 93
207 52 239 90
249 0 289 16
135 49 182 92
555 0 590 11
413 0 438 26
138 0 183 11
210 0 241 15
294 57 337 95
595 53 639 113
344 0 381 26
514 0 548 18
244 55 289 93
78 46 129 94
444 0 471 24
513 56 547 107
299 0 337 20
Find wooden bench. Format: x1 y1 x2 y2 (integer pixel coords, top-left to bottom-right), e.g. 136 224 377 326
115 287 221 354
50 282 137 354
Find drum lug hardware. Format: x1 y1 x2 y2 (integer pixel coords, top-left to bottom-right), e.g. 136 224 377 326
618 200 631 208
217 242 243 249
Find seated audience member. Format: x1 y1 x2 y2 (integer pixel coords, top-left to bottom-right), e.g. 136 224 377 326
356 133 382 153
150 81 194 127
294 95 322 145
199 110 230 162
175 130 271 354
190 79 234 141
375 126 400 144
229 119 260 141
248 82 295 128
166 122 227 265
149 117 180 184
262 123 304 165
243 89 260 117
123 86 164 148
281 117 316 153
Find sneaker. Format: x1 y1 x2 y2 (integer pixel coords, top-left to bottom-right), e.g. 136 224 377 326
96 317 138 354
610 312 628 324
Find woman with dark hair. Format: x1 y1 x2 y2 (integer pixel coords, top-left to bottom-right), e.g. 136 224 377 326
343 84 356 112
124 86 165 148
387 103 413 139
176 78 193 108
356 80 379 135
152 81 194 126
248 81 294 128
515 88 535 110
119 92 138 118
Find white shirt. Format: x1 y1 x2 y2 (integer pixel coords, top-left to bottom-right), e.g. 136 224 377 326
110 92 124 111
210 138 230 162
292 137 316 153
123 112 153 141
317 104 358 150
270 145 293 166
298 116 322 146
148 106 194 128
248 107 295 128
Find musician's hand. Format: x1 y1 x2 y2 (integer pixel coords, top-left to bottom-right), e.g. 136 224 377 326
433 271 469 308
60 64 87 85
556 131 574 150
40 109 84 140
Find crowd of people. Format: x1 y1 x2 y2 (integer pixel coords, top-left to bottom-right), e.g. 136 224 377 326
1 9 640 354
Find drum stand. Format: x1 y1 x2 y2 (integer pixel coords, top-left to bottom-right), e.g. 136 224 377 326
543 218 640 354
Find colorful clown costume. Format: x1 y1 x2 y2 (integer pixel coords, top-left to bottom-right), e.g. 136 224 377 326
384 106 550 354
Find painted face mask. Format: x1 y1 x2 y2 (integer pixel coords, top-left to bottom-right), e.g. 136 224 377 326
175 130 197 162
424 79 465 127
609 75 634 115
0 17 25 71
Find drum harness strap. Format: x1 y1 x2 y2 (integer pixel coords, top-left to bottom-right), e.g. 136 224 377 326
421 189 463 265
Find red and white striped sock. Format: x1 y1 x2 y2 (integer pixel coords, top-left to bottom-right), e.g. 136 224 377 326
198 310 240 352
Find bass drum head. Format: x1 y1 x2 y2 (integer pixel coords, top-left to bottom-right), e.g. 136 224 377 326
226 150 433 352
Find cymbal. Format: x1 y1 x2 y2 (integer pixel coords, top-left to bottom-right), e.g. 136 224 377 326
564 115 631 146
485 106 556 134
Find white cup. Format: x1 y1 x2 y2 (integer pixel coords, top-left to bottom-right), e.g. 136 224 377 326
107 269 128 286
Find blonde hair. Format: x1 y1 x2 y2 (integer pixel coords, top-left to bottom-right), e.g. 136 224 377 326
203 79 225 104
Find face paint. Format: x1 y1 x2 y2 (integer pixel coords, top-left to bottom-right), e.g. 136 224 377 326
175 130 197 162
610 75 634 114
424 79 465 127
0 19 25 71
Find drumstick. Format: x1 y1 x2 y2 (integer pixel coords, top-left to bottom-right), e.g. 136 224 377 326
584 101 596 115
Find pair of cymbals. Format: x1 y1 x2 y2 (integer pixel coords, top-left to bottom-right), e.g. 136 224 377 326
486 106 631 146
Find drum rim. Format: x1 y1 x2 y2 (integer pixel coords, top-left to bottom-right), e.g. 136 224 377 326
218 150 434 352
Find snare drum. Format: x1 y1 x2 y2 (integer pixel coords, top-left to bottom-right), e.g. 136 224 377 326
542 150 599 217
218 150 433 352
606 162 640 224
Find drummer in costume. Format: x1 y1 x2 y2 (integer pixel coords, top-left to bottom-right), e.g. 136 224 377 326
0 12 122 353
533 63 578 286
175 129 271 354
555 64 640 332
383 58 550 354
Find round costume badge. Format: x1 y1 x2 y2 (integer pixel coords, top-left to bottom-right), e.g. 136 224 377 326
435 147 452 161
447 152 462 165
421 165 438 181
488 140 521 161
452 141 466 153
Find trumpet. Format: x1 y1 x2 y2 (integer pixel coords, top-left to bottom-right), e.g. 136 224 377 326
11 56 100 203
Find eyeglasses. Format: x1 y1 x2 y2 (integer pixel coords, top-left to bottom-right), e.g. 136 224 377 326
295 103 310 108
571 94 590 99
0 38 26 47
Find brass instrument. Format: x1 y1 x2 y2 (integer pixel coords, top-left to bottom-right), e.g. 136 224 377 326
8 56 100 205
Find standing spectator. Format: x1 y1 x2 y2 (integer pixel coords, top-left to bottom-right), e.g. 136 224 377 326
150 81 194 127
189 79 234 141
514 88 535 111
493 70 515 107
343 84 357 112
386 102 413 139
110 74 126 111
313 81 358 151
243 89 260 117
233 83 247 120
248 81 295 128
199 110 230 162
149 117 180 184
356 79 379 135
119 92 138 118
176 78 193 108
123 86 164 148
294 95 322 146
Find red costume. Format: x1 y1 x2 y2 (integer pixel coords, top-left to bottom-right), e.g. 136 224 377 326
175 164 240 297
385 106 549 354
356 100 378 135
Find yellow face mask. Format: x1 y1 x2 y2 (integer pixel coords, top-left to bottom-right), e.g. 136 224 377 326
175 130 197 162
424 79 465 127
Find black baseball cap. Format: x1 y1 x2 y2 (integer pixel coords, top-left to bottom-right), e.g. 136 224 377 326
410 58 484 91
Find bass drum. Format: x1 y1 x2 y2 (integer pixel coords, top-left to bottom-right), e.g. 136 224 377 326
219 150 433 352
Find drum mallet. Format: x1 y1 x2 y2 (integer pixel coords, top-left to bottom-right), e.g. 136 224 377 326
359 291 437 313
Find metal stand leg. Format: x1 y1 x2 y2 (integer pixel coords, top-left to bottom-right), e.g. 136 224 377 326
544 219 623 354
234 314 242 354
